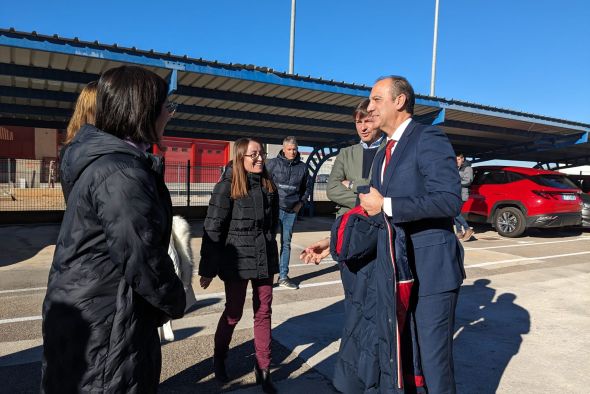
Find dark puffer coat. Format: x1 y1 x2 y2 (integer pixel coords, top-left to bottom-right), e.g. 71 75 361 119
41 125 186 394
199 166 279 281
265 151 311 212
330 207 425 393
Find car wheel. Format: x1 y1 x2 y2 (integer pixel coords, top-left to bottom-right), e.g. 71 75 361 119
494 207 526 237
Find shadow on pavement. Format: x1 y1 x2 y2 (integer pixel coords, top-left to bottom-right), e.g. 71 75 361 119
272 301 343 380
159 335 309 393
168 326 205 341
160 301 344 393
185 297 223 313
0 303 92 393
0 358 41 393
0 224 60 268
524 227 583 238
291 264 339 286
292 216 335 233
454 279 530 394
467 222 585 239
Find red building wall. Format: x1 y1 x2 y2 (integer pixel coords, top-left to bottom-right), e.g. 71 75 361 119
0 126 35 159
158 137 229 183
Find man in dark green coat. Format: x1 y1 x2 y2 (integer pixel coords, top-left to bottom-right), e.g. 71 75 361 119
327 98 385 216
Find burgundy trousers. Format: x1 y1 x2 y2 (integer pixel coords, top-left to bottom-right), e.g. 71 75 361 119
214 277 274 370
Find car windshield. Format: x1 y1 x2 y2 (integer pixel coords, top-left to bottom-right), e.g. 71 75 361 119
530 175 579 190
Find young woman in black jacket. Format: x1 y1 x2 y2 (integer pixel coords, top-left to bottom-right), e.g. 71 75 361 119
199 138 279 393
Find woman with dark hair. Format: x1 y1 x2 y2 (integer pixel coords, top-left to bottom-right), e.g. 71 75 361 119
41 65 186 394
199 138 279 393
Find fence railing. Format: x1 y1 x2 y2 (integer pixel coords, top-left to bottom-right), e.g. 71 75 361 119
0 158 331 211
0 158 64 211
0 158 225 211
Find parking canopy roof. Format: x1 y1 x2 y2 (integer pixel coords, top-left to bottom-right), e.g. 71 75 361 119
1 28 589 166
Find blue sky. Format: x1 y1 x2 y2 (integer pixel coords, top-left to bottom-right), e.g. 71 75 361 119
2 0 589 123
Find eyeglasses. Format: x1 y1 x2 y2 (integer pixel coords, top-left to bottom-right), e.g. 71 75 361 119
244 152 267 161
165 101 179 115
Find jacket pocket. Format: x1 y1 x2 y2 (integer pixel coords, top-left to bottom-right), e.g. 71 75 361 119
411 232 446 248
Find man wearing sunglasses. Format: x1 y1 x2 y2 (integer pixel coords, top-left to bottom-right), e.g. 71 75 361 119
266 136 311 290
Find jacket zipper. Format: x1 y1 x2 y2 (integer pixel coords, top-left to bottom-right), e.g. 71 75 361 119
384 212 404 390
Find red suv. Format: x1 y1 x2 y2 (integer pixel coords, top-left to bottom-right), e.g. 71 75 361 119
462 166 582 237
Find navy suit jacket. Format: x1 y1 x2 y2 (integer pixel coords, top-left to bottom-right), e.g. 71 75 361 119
371 120 465 296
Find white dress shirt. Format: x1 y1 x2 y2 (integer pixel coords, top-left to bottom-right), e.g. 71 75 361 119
382 118 412 217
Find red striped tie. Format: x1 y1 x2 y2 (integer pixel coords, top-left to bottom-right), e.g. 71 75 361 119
384 139 397 169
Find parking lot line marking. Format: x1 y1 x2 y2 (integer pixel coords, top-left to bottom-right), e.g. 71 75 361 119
4 246 586 325
0 287 46 295
0 279 345 325
464 237 590 251
0 316 42 324
467 251 590 268
291 243 312 250
192 260 337 276
289 260 336 268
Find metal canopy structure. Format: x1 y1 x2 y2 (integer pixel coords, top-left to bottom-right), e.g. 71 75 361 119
1 28 589 168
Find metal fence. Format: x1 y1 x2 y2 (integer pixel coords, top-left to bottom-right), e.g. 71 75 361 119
0 158 65 211
164 161 225 207
0 158 330 212
0 158 223 211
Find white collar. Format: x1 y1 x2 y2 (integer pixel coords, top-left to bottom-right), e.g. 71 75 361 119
388 117 412 142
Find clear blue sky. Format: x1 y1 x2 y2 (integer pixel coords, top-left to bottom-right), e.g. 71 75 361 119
2 0 589 123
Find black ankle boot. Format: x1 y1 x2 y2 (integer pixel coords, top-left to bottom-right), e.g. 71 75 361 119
254 363 277 394
213 355 229 383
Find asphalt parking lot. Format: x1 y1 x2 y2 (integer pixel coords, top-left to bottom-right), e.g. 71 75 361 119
0 217 589 393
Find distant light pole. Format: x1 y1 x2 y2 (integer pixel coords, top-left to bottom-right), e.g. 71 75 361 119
289 0 296 74
430 0 440 96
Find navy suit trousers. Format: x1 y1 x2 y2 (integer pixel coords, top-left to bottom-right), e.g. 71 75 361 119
414 288 460 394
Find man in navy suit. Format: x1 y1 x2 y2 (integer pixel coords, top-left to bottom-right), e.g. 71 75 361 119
360 76 465 394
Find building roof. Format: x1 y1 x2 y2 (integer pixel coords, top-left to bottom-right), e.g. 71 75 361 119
1 27 589 165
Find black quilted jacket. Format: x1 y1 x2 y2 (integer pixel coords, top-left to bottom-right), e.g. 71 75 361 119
199 165 279 281
265 151 311 212
41 124 185 394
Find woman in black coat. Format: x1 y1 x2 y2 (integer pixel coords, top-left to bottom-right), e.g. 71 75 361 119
41 66 186 394
199 138 279 393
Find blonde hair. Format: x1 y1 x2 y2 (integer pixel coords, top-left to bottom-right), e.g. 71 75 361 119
64 81 98 145
230 138 275 199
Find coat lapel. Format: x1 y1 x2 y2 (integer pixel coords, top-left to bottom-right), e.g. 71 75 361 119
373 149 386 190
382 120 419 189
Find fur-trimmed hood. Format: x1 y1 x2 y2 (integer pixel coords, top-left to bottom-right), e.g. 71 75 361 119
169 216 196 311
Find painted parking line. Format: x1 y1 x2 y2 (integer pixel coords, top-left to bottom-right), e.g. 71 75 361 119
0 315 42 324
191 260 336 276
6 237 589 297
0 279 344 325
463 237 590 251
0 244 586 326
467 251 590 268
3 245 588 325
0 287 47 295
4 260 337 295
4 236 588 297
291 243 316 251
